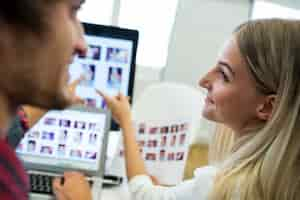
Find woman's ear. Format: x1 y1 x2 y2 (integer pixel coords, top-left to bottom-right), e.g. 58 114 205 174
256 94 276 121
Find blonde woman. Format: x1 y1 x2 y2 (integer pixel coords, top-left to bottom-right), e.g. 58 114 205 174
99 19 300 200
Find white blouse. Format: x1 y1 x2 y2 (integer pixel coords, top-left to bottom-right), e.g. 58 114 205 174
128 166 218 200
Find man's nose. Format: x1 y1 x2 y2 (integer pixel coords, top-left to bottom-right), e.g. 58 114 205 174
74 23 88 57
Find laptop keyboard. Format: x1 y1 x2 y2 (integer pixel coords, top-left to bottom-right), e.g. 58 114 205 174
30 174 54 195
29 173 94 195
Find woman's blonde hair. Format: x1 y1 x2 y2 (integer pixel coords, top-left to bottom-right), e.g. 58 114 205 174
209 19 300 200
209 124 235 165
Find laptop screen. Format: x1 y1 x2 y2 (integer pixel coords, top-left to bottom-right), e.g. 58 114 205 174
16 109 110 174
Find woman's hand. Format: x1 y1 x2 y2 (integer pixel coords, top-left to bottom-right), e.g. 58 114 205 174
97 90 149 180
96 90 132 127
52 171 92 200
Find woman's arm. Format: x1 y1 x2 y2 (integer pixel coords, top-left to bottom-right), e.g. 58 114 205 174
120 116 148 179
97 91 147 179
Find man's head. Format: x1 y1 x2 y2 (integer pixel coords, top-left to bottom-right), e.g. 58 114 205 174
1 1 57 34
0 0 87 109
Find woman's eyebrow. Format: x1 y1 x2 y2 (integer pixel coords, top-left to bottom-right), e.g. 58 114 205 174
218 61 235 76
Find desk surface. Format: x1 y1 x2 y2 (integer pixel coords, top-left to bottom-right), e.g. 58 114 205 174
103 152 131 200
102 183 131 200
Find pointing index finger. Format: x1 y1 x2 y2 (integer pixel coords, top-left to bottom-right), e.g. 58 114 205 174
96 89 105 98
70 75 85 88
96 89 111 103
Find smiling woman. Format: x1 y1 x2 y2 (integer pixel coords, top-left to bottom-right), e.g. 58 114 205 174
100 18 300 200
199 36 265 135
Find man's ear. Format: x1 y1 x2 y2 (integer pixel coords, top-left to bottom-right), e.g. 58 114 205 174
256 95 276 121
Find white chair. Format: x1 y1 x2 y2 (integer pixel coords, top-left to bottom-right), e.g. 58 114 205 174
131 82 215 184
132 82 210 145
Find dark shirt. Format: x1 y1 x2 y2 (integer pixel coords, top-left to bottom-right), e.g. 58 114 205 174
0 108 30 199
7 108 29 148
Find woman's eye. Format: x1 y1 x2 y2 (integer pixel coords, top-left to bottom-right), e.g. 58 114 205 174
218 68 230 82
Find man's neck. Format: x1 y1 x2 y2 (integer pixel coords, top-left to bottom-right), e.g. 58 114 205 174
0 93 18 139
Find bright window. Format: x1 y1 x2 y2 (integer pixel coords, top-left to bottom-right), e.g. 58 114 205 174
78 0 114 25
252 1 300 20
119 0 179 68
78 0 179 68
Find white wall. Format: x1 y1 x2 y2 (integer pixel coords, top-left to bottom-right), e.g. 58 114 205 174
133 65 162 102
162 0 251 88
134 0 251 101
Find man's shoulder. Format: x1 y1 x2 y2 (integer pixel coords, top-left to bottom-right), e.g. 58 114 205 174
0 139 29 200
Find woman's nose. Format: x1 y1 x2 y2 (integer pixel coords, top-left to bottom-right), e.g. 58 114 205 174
199 71 213 90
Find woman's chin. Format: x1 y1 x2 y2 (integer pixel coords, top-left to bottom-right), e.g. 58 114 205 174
202 109 216 121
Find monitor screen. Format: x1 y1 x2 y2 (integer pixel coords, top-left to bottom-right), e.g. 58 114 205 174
69 23 139 130
16 110 109 172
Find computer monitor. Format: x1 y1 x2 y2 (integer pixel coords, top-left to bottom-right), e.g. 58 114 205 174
69 23 139 130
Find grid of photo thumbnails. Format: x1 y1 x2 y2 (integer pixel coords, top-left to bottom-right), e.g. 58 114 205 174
119 122 189 162
76 44 130 109
16 116 103 162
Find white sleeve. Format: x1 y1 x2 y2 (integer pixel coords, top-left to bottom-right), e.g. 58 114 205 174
128 166 218 200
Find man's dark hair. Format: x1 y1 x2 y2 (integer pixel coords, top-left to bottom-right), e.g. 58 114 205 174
1 1 60 33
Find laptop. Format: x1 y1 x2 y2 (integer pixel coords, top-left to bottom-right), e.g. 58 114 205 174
16 106 111 200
